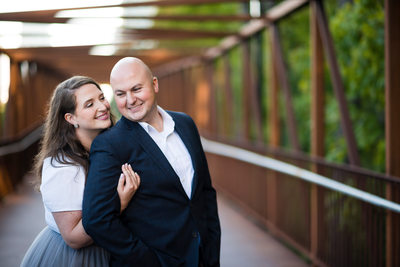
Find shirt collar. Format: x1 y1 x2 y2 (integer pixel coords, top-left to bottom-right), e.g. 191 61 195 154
139 106 175 135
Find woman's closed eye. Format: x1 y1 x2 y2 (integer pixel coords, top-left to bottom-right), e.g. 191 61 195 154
85 102 93 108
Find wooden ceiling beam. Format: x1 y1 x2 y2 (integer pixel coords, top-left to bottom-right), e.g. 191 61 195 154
0 0 250 19
204 0 309 59
119 28 234 39
0 13 67 23
61 14 258 22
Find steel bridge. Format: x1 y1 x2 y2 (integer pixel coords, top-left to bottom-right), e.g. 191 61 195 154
1 0 400 266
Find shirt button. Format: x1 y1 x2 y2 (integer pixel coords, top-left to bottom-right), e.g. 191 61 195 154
192 232 198 238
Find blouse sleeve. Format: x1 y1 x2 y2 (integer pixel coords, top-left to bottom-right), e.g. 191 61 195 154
40 158 86 212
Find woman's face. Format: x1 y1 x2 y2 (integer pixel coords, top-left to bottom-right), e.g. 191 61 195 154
71 83 112 132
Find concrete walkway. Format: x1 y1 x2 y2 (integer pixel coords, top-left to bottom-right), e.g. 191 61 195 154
0 176 308 267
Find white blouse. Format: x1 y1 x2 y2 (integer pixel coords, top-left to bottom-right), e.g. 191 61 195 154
40 157 85 233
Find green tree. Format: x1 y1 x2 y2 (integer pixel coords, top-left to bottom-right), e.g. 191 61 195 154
328 0 385 171
278 0 385 172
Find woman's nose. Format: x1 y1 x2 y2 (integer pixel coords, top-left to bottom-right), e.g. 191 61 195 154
97 100 110 110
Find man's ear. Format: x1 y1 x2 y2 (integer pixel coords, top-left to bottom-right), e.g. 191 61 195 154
153 77 159 93
64 113 76 126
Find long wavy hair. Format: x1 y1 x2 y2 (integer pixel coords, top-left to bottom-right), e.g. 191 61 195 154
33 76 113 185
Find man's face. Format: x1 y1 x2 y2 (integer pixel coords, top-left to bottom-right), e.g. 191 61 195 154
112 64 158 123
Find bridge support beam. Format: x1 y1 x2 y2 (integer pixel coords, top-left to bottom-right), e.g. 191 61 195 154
385 0 400 266
310 0 325 265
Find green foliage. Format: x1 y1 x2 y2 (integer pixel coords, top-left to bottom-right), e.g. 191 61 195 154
276 0 384 172
229 46 244 139
327 0 385 171
154 4 243 31
279 7 311 151
153 3 245 59
153 0 385 172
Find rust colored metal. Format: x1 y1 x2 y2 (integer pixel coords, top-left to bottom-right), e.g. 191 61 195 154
222 54 235 138
206 62 217 136
315 0 360 166
310 0 325 263
241 41 251 140
204 135 397 267
269 29 281 148
270 24 300 151
242 40 263 142
385 0 400 266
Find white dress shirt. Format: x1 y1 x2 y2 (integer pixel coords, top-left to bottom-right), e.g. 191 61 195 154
139 106 195 198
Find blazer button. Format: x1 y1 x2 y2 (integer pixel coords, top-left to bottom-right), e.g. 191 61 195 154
192 232 198 238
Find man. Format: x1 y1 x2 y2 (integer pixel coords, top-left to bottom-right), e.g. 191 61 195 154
82 57 221 267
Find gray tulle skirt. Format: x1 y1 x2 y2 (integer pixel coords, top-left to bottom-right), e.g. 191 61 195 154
20 226 110 267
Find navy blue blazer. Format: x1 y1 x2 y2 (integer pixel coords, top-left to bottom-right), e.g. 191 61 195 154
82 111 221 267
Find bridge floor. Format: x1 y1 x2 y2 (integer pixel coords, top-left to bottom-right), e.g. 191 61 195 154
0 176 308 267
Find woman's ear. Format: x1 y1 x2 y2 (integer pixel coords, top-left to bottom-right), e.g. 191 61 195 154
64 113 76 126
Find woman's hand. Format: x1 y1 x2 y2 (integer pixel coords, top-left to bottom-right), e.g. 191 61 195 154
117 163 140 213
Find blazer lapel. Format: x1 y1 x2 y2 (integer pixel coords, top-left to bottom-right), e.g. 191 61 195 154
121 117 188 198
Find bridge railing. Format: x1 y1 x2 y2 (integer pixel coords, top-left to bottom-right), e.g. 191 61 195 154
0 123 42 198
202 136 400 267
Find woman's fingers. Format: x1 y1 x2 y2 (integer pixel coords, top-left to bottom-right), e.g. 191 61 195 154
118 164 140 213
127 164 140 188
121 163 139 191
134 172 140 188
117 173 125 193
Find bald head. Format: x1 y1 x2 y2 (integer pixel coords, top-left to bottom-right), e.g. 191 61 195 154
110 57 153 87
109 57 159 124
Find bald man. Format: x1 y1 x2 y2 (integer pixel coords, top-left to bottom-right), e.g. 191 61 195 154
82 57 221 267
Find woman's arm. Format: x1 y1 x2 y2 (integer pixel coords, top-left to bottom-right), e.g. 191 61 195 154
53 163 140 249
53 211 92 249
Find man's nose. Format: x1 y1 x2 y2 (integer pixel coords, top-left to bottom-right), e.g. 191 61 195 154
127 91 136 104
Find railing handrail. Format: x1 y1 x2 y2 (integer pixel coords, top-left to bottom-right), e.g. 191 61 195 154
202 134 400 183
0 125 43 157
201 137 400 213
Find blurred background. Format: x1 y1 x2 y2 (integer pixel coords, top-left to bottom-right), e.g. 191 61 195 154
1 0 400 266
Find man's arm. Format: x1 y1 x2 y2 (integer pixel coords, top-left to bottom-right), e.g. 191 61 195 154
199 145 221 266
188 116 221 266
82 136 160 266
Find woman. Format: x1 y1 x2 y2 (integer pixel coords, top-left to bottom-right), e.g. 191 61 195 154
21 76 140 267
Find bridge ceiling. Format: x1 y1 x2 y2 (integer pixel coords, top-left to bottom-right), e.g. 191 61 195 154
0 0 265 82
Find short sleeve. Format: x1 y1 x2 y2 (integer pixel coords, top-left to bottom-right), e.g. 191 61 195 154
40 158 85 212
